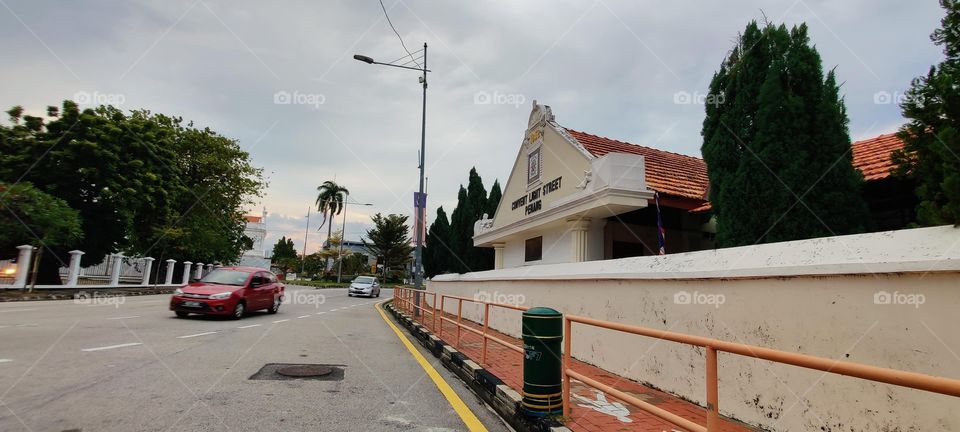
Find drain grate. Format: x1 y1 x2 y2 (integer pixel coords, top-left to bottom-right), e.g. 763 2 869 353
249 363 345 381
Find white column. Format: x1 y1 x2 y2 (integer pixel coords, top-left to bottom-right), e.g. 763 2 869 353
14 245 33 288
164 259 176 285
109 254 124 286
194 263 204 280
181 261 192 284
66 250 85 286
141 257 155 285
205 263 214 275
493 243 505 270
568 218 592 263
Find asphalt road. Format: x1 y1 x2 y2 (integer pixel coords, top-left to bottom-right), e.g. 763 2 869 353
0 285 513 432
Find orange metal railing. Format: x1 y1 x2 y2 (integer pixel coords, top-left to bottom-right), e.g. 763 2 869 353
562 314 960 432
393 287 528 365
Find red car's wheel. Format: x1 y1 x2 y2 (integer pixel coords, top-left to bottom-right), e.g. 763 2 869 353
231 302 245 320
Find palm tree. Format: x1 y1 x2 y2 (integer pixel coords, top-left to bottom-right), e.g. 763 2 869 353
315 180 350 273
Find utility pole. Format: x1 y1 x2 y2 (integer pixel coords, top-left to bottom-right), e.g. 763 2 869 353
301 206 310 276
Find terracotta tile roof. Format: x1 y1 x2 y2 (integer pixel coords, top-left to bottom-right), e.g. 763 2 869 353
243 215 263 223
564 128 710 201
851 132 904 181
563 128 904 212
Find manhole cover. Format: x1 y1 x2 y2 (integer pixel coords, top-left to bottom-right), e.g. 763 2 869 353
276 365 333 377
249 363 345 381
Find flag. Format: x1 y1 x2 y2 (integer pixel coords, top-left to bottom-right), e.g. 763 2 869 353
414 192 427 244
654 191 665 255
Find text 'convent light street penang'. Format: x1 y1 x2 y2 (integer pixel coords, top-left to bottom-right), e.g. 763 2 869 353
2 2 960 432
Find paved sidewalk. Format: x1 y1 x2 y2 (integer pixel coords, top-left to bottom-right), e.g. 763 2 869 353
407 305 759 432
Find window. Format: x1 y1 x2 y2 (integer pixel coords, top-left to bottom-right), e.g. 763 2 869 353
525 236 543 262
527 147 541 185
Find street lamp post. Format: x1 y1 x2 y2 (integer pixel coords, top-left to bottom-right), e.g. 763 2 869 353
354 43 430 291
337 196 373 283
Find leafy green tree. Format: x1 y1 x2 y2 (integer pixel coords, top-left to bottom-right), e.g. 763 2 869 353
487 180 502 218
424 206 452 277
0 182 83 255
334 253 369 277
0 101 263 283
271 236 298 272
363 213 413 279
315 180 349 270
701 21 869 247
448 185 473 273
894 0 960 225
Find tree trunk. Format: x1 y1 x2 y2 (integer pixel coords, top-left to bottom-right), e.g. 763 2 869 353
324 211 333 274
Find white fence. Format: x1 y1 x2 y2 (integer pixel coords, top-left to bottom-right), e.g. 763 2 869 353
1 245 220 289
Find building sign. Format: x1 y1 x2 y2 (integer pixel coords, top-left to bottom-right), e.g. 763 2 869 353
511 176 562 216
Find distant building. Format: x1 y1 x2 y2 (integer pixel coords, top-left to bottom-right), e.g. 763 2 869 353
473 101 915 269
238 208 270 269
322 239 376 272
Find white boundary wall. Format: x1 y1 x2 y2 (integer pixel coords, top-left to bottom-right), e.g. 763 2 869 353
429 225 960 431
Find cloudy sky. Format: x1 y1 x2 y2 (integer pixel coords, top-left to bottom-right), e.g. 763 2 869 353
0 0 946 256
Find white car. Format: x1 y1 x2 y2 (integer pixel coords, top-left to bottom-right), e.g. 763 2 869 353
347 276 380 297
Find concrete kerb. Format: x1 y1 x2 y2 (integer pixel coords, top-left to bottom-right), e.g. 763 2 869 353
383 300 565 432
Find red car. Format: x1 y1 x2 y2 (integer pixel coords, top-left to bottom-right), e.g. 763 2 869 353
170 267 284 319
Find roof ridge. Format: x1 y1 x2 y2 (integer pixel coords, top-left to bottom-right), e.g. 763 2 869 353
562 126 704 161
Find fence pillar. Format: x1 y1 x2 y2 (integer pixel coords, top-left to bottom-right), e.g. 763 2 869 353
181 261 193 284
194 263 204 280
205 263 214 275
164 259 176 284
14 245 33 288
109 254 124 286
66 250 84 286
141 257 155 285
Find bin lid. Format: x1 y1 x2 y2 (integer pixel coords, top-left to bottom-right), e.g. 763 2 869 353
523 307 561 317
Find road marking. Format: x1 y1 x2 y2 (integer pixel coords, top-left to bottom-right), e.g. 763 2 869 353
177 331 218 339
272 319 289 324
14 324 38 327
0 308 36 313
374 301 488 432
297 315 310 319
107 316 140 320
238 324 261 329
134 300 163 304
315 312 326 315
81 342 143 352
0 359 12 363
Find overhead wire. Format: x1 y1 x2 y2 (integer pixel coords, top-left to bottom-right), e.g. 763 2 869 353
378 0 421 69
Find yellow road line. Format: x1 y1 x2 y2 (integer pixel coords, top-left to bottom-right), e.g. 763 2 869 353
375 301 489 432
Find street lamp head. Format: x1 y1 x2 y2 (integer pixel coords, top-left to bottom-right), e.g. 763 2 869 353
353 54 374 64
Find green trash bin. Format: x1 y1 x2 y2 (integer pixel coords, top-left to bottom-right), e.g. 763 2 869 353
521 306 563 417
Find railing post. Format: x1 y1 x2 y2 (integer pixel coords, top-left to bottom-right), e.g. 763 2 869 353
432 293 438 332
141 257 155 285
66 250 84 287
482 302 490 365
164 259 176 285
456 299 463 348
438 296 444 339
193 262 204 280
563 317 572 419
109 254 124 286
14 245 33 288
706 346 719 431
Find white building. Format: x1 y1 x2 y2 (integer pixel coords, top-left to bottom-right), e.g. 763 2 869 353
238 208 270 269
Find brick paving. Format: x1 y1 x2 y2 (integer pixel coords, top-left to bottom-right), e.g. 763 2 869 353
400 301 759 432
